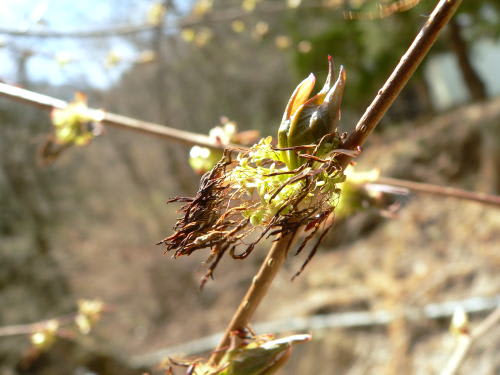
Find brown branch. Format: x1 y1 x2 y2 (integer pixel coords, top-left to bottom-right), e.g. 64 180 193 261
0 82 233 150
375 176 500 208
440 307 500 375
208 231 297 365
338 0 463 168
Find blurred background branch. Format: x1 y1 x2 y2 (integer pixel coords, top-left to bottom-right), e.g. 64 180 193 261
132 294 500 367
1 0 499 373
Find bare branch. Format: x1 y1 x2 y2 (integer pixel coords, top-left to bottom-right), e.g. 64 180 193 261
0 82 233 150
375 177 500 208
0 314 75 337
0 24 154 38
3 82 496 208
0 1 420 39
208 231 297 365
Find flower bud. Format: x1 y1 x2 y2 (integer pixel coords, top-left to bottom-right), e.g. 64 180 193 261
450 307 470 336
278 56 346 169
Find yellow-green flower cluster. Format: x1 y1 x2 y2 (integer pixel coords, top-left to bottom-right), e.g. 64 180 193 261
30 320 59 351
229 137 343 227
75 298 104 335
51 93 103 146
335 166 380 218
189 120 237 174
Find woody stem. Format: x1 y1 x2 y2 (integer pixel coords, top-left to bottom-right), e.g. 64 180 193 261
338 0 462 168
208 231 297 365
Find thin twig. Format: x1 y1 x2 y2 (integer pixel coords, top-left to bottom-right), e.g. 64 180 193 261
0 82 233 150
375 176 500 208
0 24 154 38
338 0 463 168
0 314 75 337
440 307 500 375
208 231 297 365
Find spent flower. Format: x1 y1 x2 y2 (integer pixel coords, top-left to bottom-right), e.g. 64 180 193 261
161 58 355 284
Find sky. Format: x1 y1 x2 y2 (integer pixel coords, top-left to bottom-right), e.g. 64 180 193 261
0 0 189 88
1 0 500 107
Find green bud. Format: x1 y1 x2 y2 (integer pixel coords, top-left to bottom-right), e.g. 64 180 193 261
278 56 346 169
219 334 311 375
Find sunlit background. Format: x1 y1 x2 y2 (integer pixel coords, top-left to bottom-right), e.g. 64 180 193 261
1 1 499 374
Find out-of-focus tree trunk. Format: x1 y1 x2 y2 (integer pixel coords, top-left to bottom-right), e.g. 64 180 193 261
414 76 434 115
447 18 487 102
109 137 166 236
152 0 196 195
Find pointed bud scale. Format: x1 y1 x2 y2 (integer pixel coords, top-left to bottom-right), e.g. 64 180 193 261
321 65 346 134
315 55 334 101
278 57 347 169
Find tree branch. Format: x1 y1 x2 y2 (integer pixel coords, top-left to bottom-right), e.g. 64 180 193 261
0 24 154 38
338 0 463 168
3 81 497 209
375 176 500 207
208 231 297 365
0 82 233 150
0 314 75 337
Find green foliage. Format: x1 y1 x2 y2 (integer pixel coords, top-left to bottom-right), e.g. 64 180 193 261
459 1 500 40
